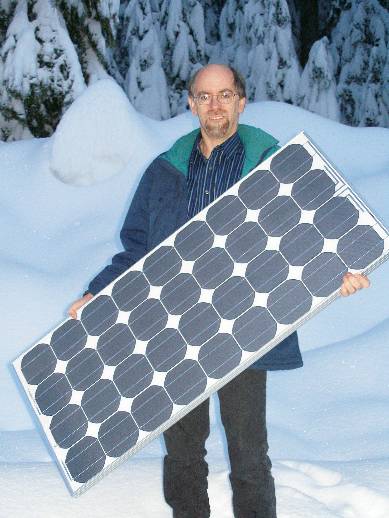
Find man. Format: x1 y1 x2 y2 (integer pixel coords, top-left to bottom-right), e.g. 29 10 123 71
69 64 369 517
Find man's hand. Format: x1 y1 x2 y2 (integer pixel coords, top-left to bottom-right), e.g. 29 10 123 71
68 293 94 319
340 272 370 297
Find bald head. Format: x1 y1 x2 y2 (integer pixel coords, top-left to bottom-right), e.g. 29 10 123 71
188 64 246 99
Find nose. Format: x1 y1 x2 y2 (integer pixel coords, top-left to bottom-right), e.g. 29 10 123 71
208 95 220 108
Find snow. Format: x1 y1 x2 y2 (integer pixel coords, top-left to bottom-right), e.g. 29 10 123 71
50 79 154 186
298 37 340 121
331 0 389 127
1 81 389 516
1 0 86 120
124 0 170 120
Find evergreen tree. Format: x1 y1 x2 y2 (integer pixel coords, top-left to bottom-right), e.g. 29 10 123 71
0 1 17 138
0 1 16 46
203 0 223 46
241 0 301 103
291 0 318 65
331 0 389 127
243 0 267 98
325 0 352 34
0 0 85 140
113 1 130 80
159 0 206 115
123 0 169 119
56 0 120 82
286 0 302 59
219 0 247 71
298 36 340 120
317 0 332 35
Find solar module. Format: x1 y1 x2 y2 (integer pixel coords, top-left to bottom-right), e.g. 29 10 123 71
14 132 389 496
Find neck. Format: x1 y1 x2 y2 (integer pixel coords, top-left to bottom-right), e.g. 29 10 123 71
199 129 238 158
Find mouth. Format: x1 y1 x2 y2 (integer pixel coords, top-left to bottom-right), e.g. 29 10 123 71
207 114 225 121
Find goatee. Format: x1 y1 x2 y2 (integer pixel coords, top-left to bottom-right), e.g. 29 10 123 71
204 116 230 139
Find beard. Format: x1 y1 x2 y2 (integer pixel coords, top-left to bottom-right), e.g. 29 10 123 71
203 112 231 139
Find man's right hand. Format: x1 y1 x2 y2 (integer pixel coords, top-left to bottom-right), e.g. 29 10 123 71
68 293 94 319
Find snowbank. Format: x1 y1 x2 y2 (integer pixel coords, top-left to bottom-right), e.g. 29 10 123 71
50 79 154 186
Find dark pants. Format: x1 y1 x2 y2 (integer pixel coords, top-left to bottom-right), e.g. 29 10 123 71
163 369 276 518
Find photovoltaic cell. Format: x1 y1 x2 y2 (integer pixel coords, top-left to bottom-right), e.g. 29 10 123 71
280 224 324 266
146 329 187 371
246 251 289 293
14 132 389 496
225 222 267 262
337 225 385 269
238 169 279 209
50 320 87 361
113 354 154 398
96 324 135 366
80 295 118 336
111 271 150 312
291 168 335 209
206 195 247 234
35 373 72 416
198 334 242 379
81 379 120 423
143 246 182 285
302 253 348 297
270 144 312 183
164 360 208 405
232 307 277 352
267 280 312 324
258 196 301 236
21 344 57 385
314 197 359 238
212 277 255 319
50 404 88 449
66 348 104 391
66 436 106 483
160 273 201 314
175 221 214 260
179 303 221 346
128 298 168 340
131 386 173 431
98 411 139 456
192 248 234 288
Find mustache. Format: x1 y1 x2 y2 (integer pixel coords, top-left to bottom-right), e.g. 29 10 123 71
206 112 227 117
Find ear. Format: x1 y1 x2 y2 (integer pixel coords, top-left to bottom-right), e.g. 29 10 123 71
238 96 246 114
188 95 198 116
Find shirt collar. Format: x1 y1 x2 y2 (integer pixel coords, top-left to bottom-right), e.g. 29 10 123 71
195 131 243 160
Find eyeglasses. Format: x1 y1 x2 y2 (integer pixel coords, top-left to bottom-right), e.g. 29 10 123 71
192 91 240 105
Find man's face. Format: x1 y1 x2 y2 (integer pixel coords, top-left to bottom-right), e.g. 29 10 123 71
188 66 246 141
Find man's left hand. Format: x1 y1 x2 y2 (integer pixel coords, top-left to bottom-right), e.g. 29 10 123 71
340 272 370 296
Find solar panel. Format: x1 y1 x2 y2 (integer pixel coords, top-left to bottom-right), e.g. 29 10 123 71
14 132 389 496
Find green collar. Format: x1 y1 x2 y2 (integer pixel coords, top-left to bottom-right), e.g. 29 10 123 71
161 124 279 177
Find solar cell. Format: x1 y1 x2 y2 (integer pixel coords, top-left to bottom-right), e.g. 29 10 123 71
192 248 234 288
258 196 301 236
50 404 88 448
14 132 389 496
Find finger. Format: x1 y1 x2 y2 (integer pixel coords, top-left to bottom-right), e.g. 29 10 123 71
354 273 370 289
340 274 356 296
68 303 80 319
340 283 350 296
347 275 363 291
347 273 370 291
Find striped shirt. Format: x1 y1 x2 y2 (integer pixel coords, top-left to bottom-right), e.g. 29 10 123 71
187 131 245 218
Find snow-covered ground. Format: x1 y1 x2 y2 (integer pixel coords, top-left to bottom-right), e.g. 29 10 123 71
1 80 389 517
